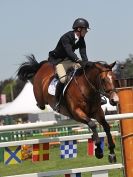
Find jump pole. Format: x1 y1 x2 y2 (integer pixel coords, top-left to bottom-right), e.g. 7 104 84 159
118 87 133 177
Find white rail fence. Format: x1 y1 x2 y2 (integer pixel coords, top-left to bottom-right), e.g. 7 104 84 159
0 131 123 177
1 112 132 177
6 164 123 177
0 131 119 148
0 112 133 133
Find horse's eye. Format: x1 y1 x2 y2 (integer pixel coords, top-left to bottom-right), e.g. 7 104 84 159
101 78 105 82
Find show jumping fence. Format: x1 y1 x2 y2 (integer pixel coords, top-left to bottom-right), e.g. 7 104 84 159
0 113 133 133
0 112 133 177
0 129 122 177
5 164 123 177
0 87 133 177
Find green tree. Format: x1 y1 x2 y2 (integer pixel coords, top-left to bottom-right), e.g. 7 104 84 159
2 79 16 102
0 78 25 102
115 54 133 79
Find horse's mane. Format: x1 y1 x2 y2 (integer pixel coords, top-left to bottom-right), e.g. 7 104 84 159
75 60 110 77
95 61 109 67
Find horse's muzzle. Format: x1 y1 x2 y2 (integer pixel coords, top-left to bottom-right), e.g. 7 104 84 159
109 99 118 106
109 92 119 106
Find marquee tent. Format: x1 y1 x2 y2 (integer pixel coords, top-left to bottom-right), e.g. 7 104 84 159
0 82 52 116
0 82 116 116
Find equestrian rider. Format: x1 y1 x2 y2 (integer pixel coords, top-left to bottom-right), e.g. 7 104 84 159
48 18 107 111
48 18 90 111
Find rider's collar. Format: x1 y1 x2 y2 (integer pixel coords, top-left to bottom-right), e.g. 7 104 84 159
75 33 79 42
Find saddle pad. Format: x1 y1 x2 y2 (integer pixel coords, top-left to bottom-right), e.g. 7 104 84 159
48 69 77 96
48 78 58 95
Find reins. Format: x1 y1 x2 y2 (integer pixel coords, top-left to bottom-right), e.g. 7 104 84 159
82 66 116 97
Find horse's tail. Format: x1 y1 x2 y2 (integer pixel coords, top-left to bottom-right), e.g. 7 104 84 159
17 54 46 81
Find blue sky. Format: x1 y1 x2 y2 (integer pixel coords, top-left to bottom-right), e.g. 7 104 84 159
0 0 133 81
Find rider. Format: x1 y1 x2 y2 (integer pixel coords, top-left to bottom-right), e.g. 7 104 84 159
48 18 106 111
48 18 90 111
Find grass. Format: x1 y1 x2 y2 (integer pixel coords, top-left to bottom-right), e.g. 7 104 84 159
0 137 124 177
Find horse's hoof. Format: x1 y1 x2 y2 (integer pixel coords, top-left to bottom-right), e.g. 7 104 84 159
95 147 103 159
108 154 117 163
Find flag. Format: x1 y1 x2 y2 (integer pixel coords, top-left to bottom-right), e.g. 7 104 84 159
100 137 104 152
4 146 21 165
32 143 49 162
87 138 95 156
65 173 81 177
21 145 32 160
60 140 77 159
87 137 104 156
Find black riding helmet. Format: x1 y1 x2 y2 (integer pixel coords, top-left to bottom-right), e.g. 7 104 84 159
72 18 90 29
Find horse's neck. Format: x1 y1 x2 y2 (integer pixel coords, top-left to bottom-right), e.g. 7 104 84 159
81 67 101 101
85 67 99 85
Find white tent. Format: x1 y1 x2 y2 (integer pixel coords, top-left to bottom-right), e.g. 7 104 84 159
0 82 116 116
0 82 52 116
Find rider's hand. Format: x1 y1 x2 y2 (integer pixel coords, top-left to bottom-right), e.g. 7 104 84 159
75 59 81 63
81 60 93 67
74 63 81 69
75 59 85 67
75 59 82 65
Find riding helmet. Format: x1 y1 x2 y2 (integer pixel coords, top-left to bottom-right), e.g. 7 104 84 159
72 18 90 29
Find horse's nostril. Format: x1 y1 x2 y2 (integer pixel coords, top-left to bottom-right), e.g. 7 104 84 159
110 99 117 106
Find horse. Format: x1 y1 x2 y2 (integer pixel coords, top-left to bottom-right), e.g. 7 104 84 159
17 55 119 163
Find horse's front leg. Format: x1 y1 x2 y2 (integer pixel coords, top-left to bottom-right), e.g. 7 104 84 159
100 119 116 163
94 109 116 163
72 108 103 159
88 119 104 159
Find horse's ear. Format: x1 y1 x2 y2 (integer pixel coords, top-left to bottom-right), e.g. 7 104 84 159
109 61 116 69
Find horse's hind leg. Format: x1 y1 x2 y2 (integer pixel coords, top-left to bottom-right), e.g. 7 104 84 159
73 109 103 159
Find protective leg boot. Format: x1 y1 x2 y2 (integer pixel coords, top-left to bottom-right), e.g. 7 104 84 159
54 82 64 111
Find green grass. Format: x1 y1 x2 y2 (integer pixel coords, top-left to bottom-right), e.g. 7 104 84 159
0 137 124 177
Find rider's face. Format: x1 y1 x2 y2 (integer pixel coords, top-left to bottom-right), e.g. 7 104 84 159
80 28 88 37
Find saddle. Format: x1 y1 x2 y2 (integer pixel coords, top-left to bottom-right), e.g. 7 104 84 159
48 67 78 96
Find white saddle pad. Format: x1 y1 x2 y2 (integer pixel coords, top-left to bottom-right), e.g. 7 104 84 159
48 69 77 96
48 78 58 95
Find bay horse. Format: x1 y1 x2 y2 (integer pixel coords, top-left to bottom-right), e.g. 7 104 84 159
17 55 119 163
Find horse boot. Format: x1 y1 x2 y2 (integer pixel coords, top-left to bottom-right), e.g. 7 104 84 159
101 97 107 105
54 82 64 112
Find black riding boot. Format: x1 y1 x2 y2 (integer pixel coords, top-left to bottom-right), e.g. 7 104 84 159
54 82 64 111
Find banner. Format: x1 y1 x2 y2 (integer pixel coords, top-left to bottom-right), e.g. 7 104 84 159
32 143 49 162
4 146 21 165
60 140 77 159
65 173 81 177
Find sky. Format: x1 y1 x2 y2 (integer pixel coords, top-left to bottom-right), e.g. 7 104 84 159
0 0 133 81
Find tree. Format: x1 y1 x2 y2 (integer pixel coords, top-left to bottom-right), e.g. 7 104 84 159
115 54 133 79
0 78 25 102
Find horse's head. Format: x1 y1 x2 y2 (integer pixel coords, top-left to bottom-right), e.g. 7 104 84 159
95 61 119 106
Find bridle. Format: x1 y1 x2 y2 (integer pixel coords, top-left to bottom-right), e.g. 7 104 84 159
97 70 117 97
83 67 117 97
